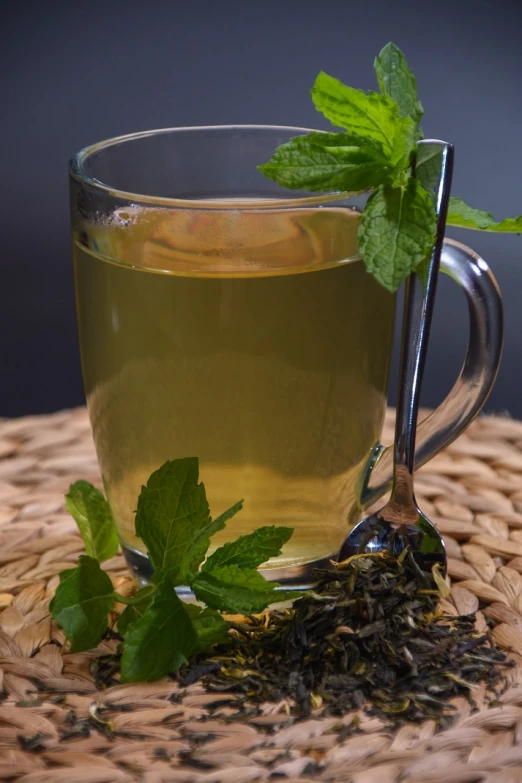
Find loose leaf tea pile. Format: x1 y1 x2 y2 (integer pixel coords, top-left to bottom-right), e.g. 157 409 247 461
182 550 510 726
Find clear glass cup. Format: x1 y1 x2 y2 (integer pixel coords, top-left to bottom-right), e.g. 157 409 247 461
69 125 503 586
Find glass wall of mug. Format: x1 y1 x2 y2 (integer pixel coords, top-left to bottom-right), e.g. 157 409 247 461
70 125 402 585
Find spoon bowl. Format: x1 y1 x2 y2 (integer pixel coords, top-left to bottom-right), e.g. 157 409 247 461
338 505 446 571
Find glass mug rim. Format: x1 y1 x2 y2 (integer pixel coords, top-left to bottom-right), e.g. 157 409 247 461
69 124 354 210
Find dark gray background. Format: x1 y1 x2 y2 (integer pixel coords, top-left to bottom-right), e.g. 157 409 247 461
2 0 521 418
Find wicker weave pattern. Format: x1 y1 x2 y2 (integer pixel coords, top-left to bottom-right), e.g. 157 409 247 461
2 408 522 782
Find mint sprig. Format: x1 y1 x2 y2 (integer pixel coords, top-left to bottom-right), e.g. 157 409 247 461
259 41 521 291
51 458 296 682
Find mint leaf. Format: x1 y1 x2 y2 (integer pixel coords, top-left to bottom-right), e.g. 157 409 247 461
65 481 118 563
185 604 230 650
117 586 155 635
50 556 115 653
447 197 522 233
135 458 212 584
312 72 396 149
192 565 294 614
187 500 243 577
358 179 437 292
311 72 414 167
258 131 393 192
203 526 293 572
374 42 423 128
120 575 197 682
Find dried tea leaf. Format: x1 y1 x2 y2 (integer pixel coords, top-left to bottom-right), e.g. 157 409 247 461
184 550 509 726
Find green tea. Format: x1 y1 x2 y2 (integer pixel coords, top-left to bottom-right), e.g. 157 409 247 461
183 551 510 724
73 204 395 574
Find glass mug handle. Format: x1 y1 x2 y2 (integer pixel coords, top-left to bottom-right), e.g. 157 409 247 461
361 237 504 507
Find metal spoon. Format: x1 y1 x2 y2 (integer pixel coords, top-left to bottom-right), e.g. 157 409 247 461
338 140 454 573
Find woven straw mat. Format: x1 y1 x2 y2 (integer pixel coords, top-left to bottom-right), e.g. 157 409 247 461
3 407 522 782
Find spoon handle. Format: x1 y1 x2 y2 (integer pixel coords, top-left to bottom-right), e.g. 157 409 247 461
392 141 454 488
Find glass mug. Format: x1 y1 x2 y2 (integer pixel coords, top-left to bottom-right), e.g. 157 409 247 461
69 126 503 586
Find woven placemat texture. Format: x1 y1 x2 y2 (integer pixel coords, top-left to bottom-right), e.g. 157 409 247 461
2 408 522 782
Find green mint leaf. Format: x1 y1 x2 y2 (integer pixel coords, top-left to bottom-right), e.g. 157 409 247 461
185 604 230 650
358 180 437 292
311 72 413 167
135 458 212 584
50 555 115 653
117 586 155 635
192 565 294 614
203 526 293 572
374 42 423 128
120 574 197 682
65 481 119 563
258 131 393 192
392 116 417 170
187 500 243 576
447 197 522 233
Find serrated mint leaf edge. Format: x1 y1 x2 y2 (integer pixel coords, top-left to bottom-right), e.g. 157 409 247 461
357 180 437 292
191 565 281 614
202 525 293 572
447 196 522 233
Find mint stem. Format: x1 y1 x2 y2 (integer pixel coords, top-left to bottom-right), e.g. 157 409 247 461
114 592 149 606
